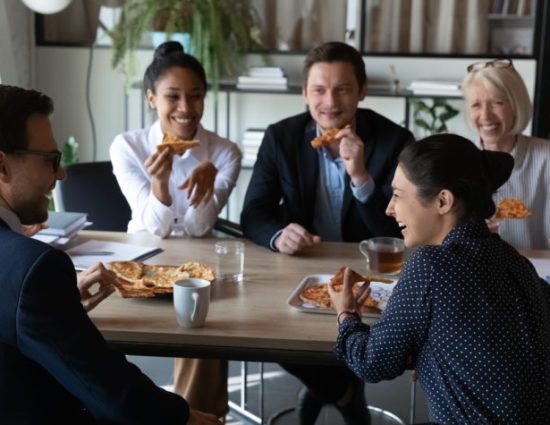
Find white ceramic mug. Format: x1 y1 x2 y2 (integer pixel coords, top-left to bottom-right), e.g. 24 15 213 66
173 278 211 328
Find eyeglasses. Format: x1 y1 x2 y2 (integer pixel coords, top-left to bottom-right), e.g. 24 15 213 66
467 58 513 73
12 149 63 172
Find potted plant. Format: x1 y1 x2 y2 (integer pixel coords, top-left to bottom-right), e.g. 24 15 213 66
410 98 460 136
109 0 263 93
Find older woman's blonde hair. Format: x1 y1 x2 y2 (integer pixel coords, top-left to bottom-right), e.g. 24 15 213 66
462 64 533 135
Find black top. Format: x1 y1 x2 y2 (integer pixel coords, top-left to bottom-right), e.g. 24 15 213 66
336 221 550 424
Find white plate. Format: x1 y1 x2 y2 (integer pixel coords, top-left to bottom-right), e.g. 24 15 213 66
286 274 397 317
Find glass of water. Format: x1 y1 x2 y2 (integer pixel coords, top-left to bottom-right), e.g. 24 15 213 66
215 241 244 283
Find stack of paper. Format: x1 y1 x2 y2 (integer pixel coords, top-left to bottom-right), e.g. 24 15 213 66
67 240 162 270
241 128 265 167
237 67 288 90
407 80 463 96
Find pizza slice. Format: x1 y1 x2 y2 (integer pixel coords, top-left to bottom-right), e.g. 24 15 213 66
142 264 190 290
495 198 532 219
330 266 365 288
299 267 386 313
310 128 340 149
106 260 215 298
178 261 216 282
157 132 200 155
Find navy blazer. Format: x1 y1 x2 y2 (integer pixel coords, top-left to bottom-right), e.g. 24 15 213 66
0 221 189 424
241 109 413 248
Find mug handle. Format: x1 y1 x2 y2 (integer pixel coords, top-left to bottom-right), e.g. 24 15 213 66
359 241 369 265
191 292 199 322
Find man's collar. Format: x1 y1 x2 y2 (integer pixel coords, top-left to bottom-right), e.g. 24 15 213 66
0 206 23 233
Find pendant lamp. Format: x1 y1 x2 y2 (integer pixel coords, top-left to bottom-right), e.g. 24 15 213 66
21 0 73 14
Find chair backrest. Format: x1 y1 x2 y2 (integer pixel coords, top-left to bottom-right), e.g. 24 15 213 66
53 161 131 231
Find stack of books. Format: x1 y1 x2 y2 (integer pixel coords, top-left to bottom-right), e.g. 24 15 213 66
237 67 288 91
241 128 265 167
407 80 462 97
33 211 89 245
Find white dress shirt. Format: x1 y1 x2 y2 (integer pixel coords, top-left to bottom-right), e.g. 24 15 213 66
110 121 242 238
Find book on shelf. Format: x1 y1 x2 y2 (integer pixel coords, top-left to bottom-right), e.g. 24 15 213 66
248 66 285 78
242 155 257 167
408 80 462 91
491 0 504 14
243 146 259 156
242 128 265 147
237 67 288 90
236 82 288 91
237 75 288 85
490 0 532 15
39 211 88 237
240 128 265 167
409 88 463 97
408 80 463 97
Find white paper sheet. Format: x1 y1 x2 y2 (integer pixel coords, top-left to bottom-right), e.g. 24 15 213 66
67 240 162 270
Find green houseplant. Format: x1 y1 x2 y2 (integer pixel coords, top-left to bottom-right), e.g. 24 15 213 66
109 0 263 93
410 98 460 136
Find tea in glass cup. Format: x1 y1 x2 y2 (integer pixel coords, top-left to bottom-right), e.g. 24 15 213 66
359 237 405 275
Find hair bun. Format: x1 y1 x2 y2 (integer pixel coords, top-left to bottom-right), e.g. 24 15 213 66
480 150 514 192
153 41 184 61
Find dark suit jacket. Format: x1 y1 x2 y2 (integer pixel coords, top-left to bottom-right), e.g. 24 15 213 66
0 220 189 424
241 109 413 248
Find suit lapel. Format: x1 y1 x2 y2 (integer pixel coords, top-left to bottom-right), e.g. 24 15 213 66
297 122 319 224
342 111 374 216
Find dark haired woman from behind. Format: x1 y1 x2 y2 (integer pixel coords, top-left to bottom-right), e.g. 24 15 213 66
110 41 241 420
329 134 550 424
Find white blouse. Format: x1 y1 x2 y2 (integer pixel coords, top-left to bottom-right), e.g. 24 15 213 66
476 134 550 249
110 121 242 238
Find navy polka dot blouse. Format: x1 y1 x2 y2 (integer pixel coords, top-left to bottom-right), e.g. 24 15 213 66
335 221 550 424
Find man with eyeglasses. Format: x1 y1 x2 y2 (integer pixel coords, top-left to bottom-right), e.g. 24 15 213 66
0 85 220 425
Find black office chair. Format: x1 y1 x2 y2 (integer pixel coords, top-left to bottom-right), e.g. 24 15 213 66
53 161 131 231
214 217 243 238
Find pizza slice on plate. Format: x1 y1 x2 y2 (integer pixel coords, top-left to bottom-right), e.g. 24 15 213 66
299 267 387 313
107 261 215 298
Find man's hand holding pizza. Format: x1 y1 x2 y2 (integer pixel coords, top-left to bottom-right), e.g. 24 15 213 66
337 126 370 188
274 223 321 255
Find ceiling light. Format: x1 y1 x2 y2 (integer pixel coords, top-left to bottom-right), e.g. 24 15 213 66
21 0 73 15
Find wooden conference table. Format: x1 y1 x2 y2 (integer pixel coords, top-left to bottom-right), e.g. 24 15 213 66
84 231 550 366
84 230 371 366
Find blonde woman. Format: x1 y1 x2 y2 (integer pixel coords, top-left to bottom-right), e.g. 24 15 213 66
462 58 550 249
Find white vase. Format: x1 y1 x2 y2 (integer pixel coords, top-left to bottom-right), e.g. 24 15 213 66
151 32 195 55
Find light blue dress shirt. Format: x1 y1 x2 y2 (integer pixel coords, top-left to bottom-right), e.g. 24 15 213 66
269 126 374 249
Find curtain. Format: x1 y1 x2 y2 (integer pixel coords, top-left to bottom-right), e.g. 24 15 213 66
0 0 33 86
254 0 347 51
366 0 489 54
